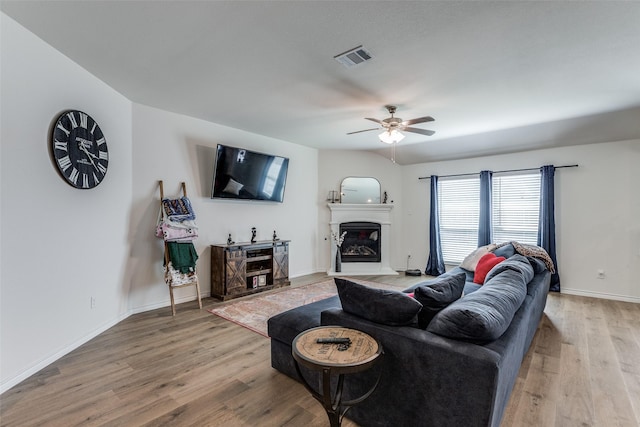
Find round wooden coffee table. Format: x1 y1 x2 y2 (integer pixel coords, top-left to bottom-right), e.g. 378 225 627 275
292 326 383 427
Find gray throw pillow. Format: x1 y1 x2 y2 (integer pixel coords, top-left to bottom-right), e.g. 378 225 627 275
413 272 466 329
335 278 423 326
493 243 516 259
426 256 533 342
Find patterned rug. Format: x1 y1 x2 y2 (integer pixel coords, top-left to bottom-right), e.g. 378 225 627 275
208 278 401 337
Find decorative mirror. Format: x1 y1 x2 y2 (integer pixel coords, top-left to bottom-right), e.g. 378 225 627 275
340 177 381 204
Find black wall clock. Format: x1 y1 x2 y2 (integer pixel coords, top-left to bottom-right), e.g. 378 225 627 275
51 110 109 189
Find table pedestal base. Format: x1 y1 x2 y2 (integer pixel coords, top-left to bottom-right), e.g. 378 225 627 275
294 361 382 427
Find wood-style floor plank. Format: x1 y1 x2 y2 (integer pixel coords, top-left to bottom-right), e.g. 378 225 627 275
507 352 560 427
1 274 639 427
585 303 637 427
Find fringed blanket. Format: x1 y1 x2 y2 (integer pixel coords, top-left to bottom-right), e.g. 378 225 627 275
495 241 556 273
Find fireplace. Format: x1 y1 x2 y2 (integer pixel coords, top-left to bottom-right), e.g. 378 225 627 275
340 222 381 263
328 203 396 276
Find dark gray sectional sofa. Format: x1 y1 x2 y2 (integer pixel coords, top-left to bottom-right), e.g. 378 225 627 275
268 244 551 427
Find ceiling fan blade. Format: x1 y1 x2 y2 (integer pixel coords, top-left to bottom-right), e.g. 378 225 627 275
365 117 383 124
403 116 435 126
346 128 380 135
404 127 435 136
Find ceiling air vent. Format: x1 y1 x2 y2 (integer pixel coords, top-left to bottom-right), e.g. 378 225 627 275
334 45 373 68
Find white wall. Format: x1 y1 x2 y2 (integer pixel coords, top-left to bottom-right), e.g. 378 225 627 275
401 140 640 302
0 12 318 392
317 150 405 271
127 104 319 312
0 13 133 391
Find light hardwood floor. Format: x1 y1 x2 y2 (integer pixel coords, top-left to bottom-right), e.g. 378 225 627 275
1 273 639 427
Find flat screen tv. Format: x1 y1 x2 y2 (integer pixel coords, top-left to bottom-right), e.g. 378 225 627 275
211 144 289 202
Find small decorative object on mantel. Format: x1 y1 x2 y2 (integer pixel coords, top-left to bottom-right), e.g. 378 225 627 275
332 231 347 273
227 233 234 245
273 230 279 241
251 227 257 243
327 190 339 203
383 191 388 204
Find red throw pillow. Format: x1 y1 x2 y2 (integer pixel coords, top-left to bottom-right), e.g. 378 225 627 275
473 253 506 284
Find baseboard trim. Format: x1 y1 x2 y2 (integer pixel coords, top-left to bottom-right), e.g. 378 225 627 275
561 288 640 303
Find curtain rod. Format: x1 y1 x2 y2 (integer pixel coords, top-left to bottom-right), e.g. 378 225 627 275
418 164 579 180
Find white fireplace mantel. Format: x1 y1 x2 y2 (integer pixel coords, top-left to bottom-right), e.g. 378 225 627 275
328 203 397 276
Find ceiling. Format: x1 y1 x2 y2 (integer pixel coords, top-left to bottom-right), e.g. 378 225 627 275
3 1 640 165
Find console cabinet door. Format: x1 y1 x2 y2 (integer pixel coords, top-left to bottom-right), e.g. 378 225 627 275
225 249 247 294
273 243 289 282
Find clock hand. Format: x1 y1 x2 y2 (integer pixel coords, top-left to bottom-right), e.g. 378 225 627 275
84 150 99 160
78 143 98 171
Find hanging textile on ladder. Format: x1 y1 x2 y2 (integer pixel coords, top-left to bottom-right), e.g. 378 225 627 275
158 180 202 316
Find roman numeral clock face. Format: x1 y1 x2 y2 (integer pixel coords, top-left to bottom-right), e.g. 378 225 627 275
51 110 108 189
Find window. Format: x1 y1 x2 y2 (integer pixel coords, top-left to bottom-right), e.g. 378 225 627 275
492 173 540 245
438 177 480 264
437 172 541 264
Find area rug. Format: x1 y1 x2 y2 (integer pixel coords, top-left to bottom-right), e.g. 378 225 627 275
208 278 401 337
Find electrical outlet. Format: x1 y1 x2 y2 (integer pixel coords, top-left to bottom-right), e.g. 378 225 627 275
597 269 605 279
90 297 96 309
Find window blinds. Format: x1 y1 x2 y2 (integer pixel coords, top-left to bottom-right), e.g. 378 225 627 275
492 173 541 245
438 177 480 264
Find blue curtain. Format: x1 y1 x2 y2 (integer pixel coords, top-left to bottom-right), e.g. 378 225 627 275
478 170 493 247
425 175 445 276
538 165 560 291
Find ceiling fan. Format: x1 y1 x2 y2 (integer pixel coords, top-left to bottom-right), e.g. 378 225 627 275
347 105 435 144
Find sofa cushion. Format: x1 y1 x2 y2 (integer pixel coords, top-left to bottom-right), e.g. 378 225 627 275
463 282 482 295
335 278 422 326
473 253 506 284
427 255 533 342
413 272 466 328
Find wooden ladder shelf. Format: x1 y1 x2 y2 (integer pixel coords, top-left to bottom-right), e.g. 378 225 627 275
159 180 202 316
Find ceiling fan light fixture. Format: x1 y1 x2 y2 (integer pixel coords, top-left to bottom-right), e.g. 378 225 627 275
379 129 405 144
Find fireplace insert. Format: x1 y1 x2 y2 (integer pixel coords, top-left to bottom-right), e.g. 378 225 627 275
339 222 381 263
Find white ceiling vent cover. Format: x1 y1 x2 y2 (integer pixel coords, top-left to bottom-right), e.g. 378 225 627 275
334 45 373 68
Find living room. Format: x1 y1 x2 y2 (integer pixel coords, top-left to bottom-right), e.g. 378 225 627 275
1 2 639 425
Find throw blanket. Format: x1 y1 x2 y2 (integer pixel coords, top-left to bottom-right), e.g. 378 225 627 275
165 242 198 273
165 262 198 286
495 241 555 273
162 197 196 222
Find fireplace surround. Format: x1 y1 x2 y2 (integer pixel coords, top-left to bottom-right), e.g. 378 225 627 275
328 203 397 276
